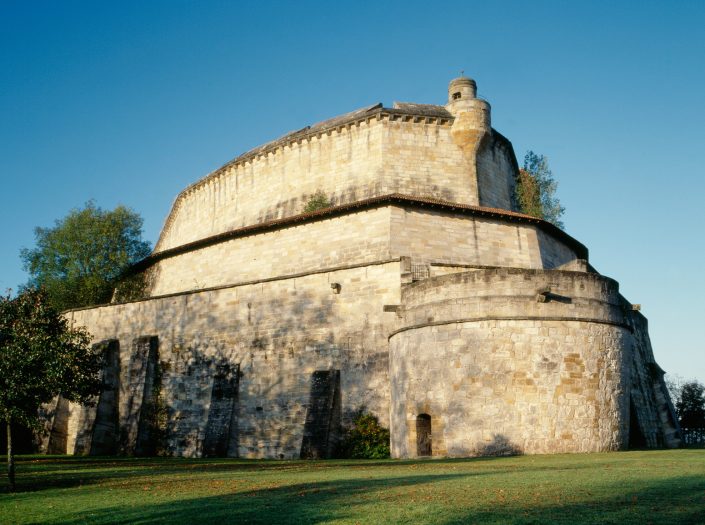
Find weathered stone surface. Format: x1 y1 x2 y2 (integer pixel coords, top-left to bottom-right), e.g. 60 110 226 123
300 370 341 459
67 263 400 458
202 362 239 457
53 76 678 458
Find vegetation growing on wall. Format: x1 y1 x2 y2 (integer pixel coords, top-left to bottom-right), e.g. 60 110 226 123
339 409 390 459
302 190 332 213
514 151 565 228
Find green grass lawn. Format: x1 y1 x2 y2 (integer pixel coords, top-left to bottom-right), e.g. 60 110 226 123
1 450 704 524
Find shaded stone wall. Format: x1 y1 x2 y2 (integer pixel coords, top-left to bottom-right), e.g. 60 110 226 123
626 311 680 448
90 340 121 455
476 134 517 210
72 340 121 455
45 397 70 454
65 262 401 458
388 268 672 457
202 362 239 457
300 370 342 459
148 207 392 296
536 228 580 269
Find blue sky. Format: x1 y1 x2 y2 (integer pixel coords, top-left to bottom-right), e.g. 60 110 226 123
1 0 704 381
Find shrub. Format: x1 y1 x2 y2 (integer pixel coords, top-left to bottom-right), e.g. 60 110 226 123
303 190 332 213
339 410 390 459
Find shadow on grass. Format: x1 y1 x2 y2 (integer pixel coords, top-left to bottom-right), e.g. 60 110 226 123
5 452 691 495
12 472 705 525
3 455 516 494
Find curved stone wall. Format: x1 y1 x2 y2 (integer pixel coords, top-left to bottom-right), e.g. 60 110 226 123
389 268 633 457
156 113 520 252
389 208 579 271
145 204 582 297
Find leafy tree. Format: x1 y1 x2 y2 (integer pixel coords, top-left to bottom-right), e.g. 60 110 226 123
302 190 332 213
675 380 705 429
20 202 152 311
665 373 686 405
339 409 390 459
0 287 101 491
515 151 565 228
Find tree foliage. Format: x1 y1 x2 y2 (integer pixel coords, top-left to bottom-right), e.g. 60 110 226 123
665 374 686 406
0 287 102 490
515 151 565 229
20 202 152 311
302 190 332 213
339 410 390 459
674 380 705 429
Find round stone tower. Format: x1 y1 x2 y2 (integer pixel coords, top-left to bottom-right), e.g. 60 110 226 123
447 75 492 151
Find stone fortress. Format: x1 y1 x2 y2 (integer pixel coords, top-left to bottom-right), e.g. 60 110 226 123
43 76 680 459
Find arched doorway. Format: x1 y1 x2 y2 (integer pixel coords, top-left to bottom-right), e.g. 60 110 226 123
416 414 432 456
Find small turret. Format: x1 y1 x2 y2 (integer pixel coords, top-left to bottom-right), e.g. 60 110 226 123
447 75 491 150
447 76 477 112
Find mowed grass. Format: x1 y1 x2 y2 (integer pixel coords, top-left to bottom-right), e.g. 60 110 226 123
1 450 704 524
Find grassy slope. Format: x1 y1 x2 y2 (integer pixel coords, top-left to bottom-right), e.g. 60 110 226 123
1 450 704 524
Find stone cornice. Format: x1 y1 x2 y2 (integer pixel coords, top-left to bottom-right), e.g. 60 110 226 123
134 193 587 274
388 316 632 339
154 106 462 251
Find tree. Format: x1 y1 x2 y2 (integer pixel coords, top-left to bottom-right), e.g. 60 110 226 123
515 151 565 229
665 373 686 406
675 380 705 429
0 287 101 491
20 202 152 311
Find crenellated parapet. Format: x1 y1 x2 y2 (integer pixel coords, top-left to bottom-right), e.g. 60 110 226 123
155 78 520 253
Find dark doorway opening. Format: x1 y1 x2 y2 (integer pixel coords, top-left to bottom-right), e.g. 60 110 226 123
416 414 432 456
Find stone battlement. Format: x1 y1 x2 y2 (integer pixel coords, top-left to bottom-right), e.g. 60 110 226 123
156 83 518 253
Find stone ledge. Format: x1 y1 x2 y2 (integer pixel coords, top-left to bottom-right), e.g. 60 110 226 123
388 316 632 339
140 194 587 273
65 257 402 313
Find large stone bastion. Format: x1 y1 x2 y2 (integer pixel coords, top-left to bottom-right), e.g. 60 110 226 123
389 268 669 458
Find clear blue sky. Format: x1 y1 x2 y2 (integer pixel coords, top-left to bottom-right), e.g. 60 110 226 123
2 1 704 381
